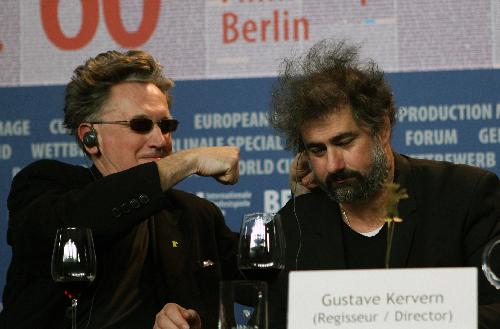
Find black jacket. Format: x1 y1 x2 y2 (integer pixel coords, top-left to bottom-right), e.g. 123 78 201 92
0 159 239 329
269 153 500 329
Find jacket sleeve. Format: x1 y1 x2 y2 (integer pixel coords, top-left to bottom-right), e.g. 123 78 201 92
7 160 166 246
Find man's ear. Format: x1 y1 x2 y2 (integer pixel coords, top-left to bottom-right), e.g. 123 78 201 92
379 116 392 144
78 124 100 155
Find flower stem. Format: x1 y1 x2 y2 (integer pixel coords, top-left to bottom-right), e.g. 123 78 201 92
385 221 395 268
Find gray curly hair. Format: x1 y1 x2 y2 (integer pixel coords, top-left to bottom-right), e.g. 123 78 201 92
269 39 395 153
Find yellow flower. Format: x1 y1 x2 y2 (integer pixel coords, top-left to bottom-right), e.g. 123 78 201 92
383 182 409 219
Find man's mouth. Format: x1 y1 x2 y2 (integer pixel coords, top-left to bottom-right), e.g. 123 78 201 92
139 154 167 162
327 174 360 187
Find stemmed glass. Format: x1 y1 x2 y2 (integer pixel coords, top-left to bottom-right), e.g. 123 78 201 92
237 212 285 282
482 238 500 289
51 227 97 329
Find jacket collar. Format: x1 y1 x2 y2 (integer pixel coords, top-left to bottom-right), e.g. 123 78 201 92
295 190 347 268
89 164 103 180
388 152 418 267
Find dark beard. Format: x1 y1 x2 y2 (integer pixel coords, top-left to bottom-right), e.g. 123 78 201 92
320 140 389 203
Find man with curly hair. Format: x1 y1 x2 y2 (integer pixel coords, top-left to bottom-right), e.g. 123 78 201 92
268 39 500 328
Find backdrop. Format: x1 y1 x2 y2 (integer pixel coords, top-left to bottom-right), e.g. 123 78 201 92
1 0 500 309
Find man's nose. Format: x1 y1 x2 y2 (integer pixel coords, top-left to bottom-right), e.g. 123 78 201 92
148 124 169 147
326 148 345 173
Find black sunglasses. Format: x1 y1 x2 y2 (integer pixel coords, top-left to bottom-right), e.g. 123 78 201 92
89 118 179 134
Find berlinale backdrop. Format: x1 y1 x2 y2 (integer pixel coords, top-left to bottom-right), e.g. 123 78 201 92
1 1 500 309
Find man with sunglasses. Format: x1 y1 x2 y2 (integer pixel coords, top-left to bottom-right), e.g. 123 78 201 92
0 50 240 329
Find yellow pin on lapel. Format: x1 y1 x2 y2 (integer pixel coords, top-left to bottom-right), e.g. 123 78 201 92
171 240 179 247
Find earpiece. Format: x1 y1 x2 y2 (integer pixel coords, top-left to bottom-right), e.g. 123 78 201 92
82 128 98 148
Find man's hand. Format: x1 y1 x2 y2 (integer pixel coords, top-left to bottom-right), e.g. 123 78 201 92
153 303 201 329
156 146 240 190
192 146 240 185
289 152 317 196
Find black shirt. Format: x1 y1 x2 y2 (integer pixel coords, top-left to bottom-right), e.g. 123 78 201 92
341 221 387 269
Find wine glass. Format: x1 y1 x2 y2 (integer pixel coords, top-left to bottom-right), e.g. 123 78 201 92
218 280 268 329
482 238 500 289
51 227 97 329
237 212 285 282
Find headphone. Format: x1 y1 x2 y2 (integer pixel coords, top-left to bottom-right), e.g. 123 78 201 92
293 152 304 270
82 127 98 148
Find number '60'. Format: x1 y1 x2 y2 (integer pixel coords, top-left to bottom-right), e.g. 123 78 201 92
41 0 160 50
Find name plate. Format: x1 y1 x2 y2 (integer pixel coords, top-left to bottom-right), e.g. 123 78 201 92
288 268 477 329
